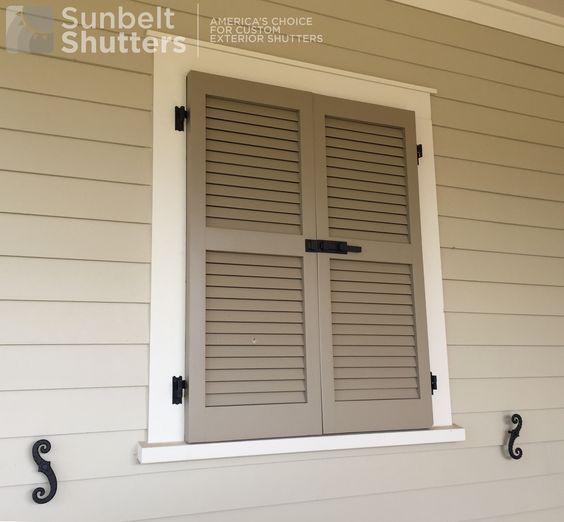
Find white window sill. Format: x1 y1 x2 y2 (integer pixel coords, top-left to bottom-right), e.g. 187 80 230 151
137 425 465 464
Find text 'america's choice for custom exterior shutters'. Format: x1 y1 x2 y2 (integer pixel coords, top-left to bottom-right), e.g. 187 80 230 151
185 72 432 443
185 72 322 443
313 95 433 433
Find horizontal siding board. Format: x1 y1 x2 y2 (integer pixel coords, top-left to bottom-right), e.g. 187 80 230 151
0 430 148 487
0 214 151 262
444 280 564 315
0 345 148 390
0 445 563 520
435 157 564 203
439 217 564 257
470 507 564 522
3 409 564 489
432 98 564 148
124 2 564 121
449 346 564 378
131 478 564 522
438 186 564 230
0 387 147 438
268 0 564 72
0 257 150 302
0 51 151 109
441 250 564 287
163 6 564 121
184 1 564 97
451 378 564 413
434 127 564 175
0 171 151 222
0 301 149 345
0 89 151 147
0 129 151 184
446 313 564 346
454 409 564 448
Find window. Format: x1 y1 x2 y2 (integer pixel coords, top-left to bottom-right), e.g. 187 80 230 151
184 72 432 443
139 37 463 462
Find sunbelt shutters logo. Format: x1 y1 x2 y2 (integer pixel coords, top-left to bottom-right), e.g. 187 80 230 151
5 5 187 54
6 5 54 53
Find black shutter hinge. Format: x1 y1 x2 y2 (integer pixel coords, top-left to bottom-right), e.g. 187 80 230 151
431 372 437 395
416 144 423 165
172 376 187 404
175 106 189 131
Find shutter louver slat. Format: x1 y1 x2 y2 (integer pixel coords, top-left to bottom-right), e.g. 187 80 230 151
206 108 299 131
206 118 298 141
205 251 307 407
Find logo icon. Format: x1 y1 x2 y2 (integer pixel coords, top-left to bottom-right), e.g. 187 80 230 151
6 5 53 53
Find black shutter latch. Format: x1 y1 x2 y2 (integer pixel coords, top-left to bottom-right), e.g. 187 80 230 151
172 376 187 404
416 144 423 165
431 372 438 395
175 106 189 131
305 239 361 254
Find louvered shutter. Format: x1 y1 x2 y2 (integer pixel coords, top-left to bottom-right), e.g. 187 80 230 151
313 95 433 433
185 72 322 442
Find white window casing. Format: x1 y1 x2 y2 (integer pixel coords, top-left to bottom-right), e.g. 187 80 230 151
141 33 464 463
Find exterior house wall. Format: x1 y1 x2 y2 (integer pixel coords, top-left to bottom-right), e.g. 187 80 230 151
1 1 563 520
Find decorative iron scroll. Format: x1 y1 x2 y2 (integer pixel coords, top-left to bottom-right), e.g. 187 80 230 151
507 414 523 460
32 439 57 504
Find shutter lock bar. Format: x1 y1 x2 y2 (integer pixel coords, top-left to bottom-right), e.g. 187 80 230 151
305 239 362 254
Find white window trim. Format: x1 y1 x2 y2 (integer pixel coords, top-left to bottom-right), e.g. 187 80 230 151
141 33 464 463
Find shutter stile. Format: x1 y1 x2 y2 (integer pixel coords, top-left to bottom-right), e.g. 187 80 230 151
185 72 322 443
315 95 433 434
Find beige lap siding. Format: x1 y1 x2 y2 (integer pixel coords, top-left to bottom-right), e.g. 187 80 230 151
0 0 563 520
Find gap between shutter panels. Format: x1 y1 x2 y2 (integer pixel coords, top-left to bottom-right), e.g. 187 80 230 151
205 96 303 235
205 251 307 407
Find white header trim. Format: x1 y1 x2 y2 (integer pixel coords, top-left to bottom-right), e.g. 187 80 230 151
147 33 437 94
394 0 564 47
146 37 459 461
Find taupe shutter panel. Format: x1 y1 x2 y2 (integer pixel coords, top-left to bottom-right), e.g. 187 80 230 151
313 95 433 433
185 72 322 442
